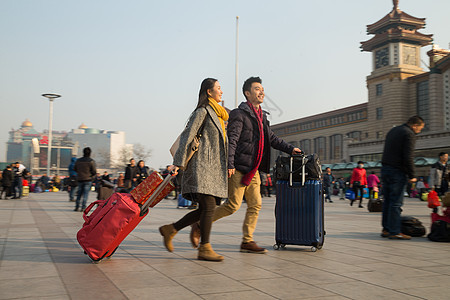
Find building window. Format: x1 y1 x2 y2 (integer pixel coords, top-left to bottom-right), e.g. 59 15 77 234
417 80 429 131
299 139 311 154
376 107 383 120
314 137 326 160
376 131 383 140
346 131 361 141
330 134 343 160
376 84 383 96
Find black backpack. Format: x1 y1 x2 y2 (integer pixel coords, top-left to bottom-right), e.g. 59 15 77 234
428 220 450 242
274 154 322 182
401 216 426 237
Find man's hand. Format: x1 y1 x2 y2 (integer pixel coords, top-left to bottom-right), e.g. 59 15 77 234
409 178 417 183
228 168 236 178
292 148 302 155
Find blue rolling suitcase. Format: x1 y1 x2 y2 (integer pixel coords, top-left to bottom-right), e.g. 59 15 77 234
274 155 325 252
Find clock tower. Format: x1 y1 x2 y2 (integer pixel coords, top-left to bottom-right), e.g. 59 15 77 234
360 0 433 140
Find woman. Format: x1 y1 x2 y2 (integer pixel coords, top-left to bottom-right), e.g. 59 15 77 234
350 161 367 208
159 78 228 262
136 160 150 184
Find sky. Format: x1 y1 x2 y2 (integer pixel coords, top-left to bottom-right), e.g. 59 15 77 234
1 0 450 171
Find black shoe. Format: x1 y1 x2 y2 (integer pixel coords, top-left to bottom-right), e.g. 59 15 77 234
350 200 354 206
329 200 334 203
74 208 79 211
358 205 364 208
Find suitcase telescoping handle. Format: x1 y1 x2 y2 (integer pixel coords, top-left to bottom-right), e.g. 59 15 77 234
289 154 306 187
139 171 176 217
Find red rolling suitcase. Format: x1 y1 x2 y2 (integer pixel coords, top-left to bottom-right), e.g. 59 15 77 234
77 172 174 262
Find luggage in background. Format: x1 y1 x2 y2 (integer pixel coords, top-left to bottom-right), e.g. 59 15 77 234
177 194 192 208
401 216 426 237
77 171 175 262
274 154 324 252
427 220 450 242
345 189 355 200
367 198 383 212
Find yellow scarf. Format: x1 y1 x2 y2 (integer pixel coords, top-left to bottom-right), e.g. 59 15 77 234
208 97 229 140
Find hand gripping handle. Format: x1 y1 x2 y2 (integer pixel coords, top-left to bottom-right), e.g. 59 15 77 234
140 171 176 217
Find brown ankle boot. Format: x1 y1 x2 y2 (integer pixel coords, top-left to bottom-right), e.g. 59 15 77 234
190 222 201 248
198 243 224 261
159 224 177 252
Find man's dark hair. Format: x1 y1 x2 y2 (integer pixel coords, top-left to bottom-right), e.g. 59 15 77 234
439 152 448 157
129 158 135 162
242 77 262 100
357 161 364 165
406 116 425 126
83 147 91 157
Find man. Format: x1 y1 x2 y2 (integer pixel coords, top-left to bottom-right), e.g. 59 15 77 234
124 158 138 190
74 147 97 211
68 157 78 201
337 177 346 200
1 165 13 199
11 162 25 199
429 152 449 196
381 116 425 240
191 76 301 253
323 167 335 203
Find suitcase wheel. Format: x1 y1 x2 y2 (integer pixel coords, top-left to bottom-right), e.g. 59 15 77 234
273 244 286 250
311 246 317 252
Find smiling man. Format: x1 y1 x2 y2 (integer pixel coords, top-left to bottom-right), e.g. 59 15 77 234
190 76 301 253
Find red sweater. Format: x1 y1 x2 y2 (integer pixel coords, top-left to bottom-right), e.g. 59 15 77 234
350 168 367 186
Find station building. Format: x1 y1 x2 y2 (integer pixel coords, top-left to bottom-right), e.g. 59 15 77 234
270 0 450 178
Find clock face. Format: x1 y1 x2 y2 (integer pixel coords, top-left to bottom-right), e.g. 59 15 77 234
403 46 416 65
375 47 389 69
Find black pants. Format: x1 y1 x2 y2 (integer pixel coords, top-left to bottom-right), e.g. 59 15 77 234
173 193 217 244
353 185 364 205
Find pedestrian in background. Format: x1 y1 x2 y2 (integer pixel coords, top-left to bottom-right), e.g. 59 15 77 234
381 116 424 240
159 77 229 261
367 171 380 200
337 177 346 200
74 147 97 212
350 161 367 208
1 165 13 199
323 167 335 203
429 152 449 196
136 160 150 184
265 174 273 197
11 162 25 199
68 157 78 202
124 158 138 190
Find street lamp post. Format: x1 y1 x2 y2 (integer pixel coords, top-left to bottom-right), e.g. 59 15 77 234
42 93 61 176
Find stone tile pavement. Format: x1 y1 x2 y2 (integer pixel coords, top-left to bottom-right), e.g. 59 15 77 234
0 191 449 299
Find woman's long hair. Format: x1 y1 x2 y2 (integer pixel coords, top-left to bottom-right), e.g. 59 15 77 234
196 78 217 109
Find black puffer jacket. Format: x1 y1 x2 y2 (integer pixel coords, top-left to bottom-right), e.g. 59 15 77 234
228 102 294 174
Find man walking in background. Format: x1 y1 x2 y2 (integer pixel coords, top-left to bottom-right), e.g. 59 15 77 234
381 116 424 240
323 167 335 203
74 147 97 212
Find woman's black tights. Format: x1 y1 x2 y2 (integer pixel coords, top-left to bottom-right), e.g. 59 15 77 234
173 194 216 244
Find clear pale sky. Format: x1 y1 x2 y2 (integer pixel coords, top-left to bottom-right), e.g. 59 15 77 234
1 0 449 170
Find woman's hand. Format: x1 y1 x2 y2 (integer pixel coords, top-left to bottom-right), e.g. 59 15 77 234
167 165 179 176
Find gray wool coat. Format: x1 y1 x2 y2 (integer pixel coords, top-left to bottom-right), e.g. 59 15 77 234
173 106 228 199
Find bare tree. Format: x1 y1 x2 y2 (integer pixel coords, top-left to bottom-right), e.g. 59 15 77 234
133 143 152 163
96 148 112 169
114 145 134 169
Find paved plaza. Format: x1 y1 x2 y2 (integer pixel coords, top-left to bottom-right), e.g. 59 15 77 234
0 191 449 300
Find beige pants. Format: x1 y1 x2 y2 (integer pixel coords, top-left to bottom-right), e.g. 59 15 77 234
212 170 262 243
